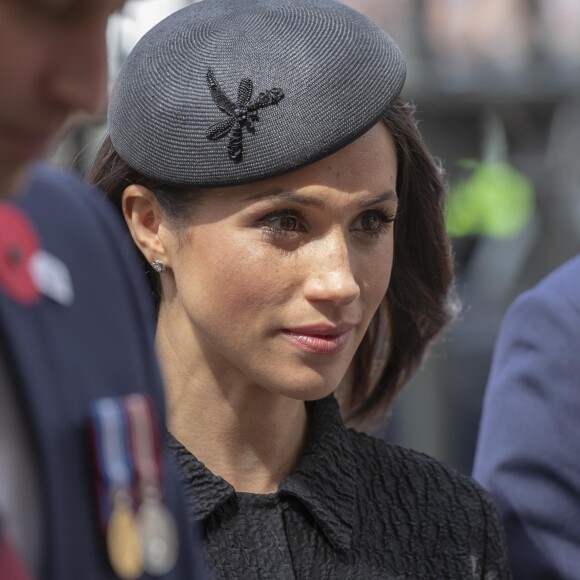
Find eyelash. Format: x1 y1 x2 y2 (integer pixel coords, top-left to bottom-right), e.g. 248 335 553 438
259 208 396 241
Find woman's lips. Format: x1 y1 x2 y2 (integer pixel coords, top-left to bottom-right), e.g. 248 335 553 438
281 325 354 355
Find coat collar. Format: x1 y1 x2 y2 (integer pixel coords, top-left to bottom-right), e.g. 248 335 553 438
167 395 357 553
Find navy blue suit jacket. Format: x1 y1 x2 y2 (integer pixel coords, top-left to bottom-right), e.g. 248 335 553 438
0 166 206 579
473 254 580 580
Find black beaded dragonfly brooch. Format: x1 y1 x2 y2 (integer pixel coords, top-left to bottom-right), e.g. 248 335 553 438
205 68 284 162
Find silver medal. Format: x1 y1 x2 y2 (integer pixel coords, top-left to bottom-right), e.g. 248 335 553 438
138 489 179 576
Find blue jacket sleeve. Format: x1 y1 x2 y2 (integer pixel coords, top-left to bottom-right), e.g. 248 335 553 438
473 255 580 580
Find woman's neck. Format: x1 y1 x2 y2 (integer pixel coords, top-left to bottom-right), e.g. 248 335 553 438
156 318 309 495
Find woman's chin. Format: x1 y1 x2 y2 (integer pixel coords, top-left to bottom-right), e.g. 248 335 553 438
265 370 344 402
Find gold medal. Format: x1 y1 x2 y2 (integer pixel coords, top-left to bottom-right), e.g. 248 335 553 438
138 486 179 576
107 490 144 580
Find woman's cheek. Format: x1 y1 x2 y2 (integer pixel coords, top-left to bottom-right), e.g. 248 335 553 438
205 250 277 313
360 253 392 303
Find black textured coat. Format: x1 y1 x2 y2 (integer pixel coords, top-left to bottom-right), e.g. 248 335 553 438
168 395 511 579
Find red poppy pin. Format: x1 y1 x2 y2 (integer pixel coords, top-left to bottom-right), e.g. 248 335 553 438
0 204 41 305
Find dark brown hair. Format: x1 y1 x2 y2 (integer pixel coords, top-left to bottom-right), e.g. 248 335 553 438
346 100 456 429
87 98 456 429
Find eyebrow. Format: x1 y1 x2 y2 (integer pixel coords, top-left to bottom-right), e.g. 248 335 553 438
245 189 397 209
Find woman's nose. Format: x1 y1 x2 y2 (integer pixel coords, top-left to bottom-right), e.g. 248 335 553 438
302 231 360 306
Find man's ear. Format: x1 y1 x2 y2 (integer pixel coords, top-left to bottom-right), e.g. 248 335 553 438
122 185 172 267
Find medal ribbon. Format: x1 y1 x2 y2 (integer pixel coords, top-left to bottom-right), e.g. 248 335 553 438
89 398 135 525
124 395 180 577
124 395 163 494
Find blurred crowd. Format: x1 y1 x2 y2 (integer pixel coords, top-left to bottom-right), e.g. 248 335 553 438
344 0 580 85
343 0 580 472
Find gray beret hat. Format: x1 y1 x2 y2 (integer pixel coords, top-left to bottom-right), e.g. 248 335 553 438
109 0 406 187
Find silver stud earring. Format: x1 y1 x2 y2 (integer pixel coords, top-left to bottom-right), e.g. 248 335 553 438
150 260 166 273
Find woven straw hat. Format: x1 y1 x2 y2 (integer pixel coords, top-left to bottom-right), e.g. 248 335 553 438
109 0 406 187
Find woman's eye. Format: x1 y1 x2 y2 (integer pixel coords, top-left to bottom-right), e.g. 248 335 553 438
260 209 306 238
351 210 395 238
360 214 381 231
272 215 301 231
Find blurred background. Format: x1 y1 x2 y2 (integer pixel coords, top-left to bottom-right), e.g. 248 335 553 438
53 0 580 475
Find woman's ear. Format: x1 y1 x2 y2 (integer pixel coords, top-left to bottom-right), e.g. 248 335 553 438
122 185 171 267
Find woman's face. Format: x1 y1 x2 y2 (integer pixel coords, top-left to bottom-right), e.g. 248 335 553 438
160 121 397 400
